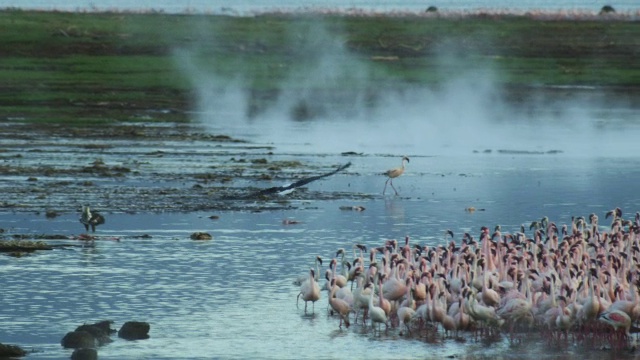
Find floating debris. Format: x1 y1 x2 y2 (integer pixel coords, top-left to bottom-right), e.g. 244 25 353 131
282 219 302 225
131 234 153 239
339 205 366 212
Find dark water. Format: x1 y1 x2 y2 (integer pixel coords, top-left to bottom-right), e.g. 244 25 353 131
2 151 640 359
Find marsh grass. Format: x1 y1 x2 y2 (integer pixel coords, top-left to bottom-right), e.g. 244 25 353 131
0 10 638 124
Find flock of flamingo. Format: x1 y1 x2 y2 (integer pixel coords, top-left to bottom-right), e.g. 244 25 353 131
296 208 640 350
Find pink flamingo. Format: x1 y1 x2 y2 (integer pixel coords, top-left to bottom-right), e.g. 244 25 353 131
297 268 321 314
328 278 351 329
382 156 409 195
368 282 388 334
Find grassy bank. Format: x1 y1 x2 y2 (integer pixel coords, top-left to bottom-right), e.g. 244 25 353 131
0 10 638 124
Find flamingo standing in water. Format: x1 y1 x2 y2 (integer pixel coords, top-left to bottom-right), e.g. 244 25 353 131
293 256 322 286
397 281 416 335
328 279 351 328
293 208 640 348
377 274 392 317
353 275 372 324
599 309 631 335
382 156 409 195
599 309 633 349
367 282 388 334
297 268 321 314
382 260 408 305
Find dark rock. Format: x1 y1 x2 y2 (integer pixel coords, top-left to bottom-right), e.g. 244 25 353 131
75 321 114 346
132 234 153 239
83 320 117 335
190 232 212 240
118 321 150 340
61 331 96 349
426 6 438 12
70 348 98 360
0 240 53 252
0 342 27 357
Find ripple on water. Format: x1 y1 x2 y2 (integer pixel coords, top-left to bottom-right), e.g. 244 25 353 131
3 153 640 358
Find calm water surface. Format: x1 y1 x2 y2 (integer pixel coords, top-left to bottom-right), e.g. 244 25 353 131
2 152 640 359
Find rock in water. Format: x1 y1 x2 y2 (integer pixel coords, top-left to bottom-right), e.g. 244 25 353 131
190 232 213 240
75 324 113 346
118 321 150 340
0 343 27 357
71 348 98 360
61 331 96 349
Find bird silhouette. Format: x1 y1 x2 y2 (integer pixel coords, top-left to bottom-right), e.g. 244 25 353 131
80 205 105 233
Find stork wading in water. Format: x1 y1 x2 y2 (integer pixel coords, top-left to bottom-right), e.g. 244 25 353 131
382 156 409 195
80 206 105 233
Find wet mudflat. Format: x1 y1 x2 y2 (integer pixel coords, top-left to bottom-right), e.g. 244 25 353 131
0 121 371 215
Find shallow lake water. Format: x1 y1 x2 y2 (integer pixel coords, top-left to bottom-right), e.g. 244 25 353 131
2 150 640 359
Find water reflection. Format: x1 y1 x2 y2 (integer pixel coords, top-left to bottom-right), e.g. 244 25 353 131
384 196 407 224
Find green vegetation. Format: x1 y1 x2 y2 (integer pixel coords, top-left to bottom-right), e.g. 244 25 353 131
0 10 638 124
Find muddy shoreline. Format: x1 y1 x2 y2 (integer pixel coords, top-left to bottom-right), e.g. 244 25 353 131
0 121 370 215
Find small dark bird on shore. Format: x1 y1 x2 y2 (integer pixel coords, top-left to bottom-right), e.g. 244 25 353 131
80 205 105 233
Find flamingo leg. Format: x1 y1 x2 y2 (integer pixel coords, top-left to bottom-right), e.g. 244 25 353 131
383 178 390 195
389 179 398 195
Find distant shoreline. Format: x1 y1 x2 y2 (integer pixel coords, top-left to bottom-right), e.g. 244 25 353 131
1 9 638 126
1 6 639 20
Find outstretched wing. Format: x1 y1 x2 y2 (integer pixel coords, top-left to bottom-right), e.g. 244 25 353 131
247 162 351 198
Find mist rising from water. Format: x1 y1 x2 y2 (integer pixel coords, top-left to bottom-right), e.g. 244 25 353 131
175 19 637 158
